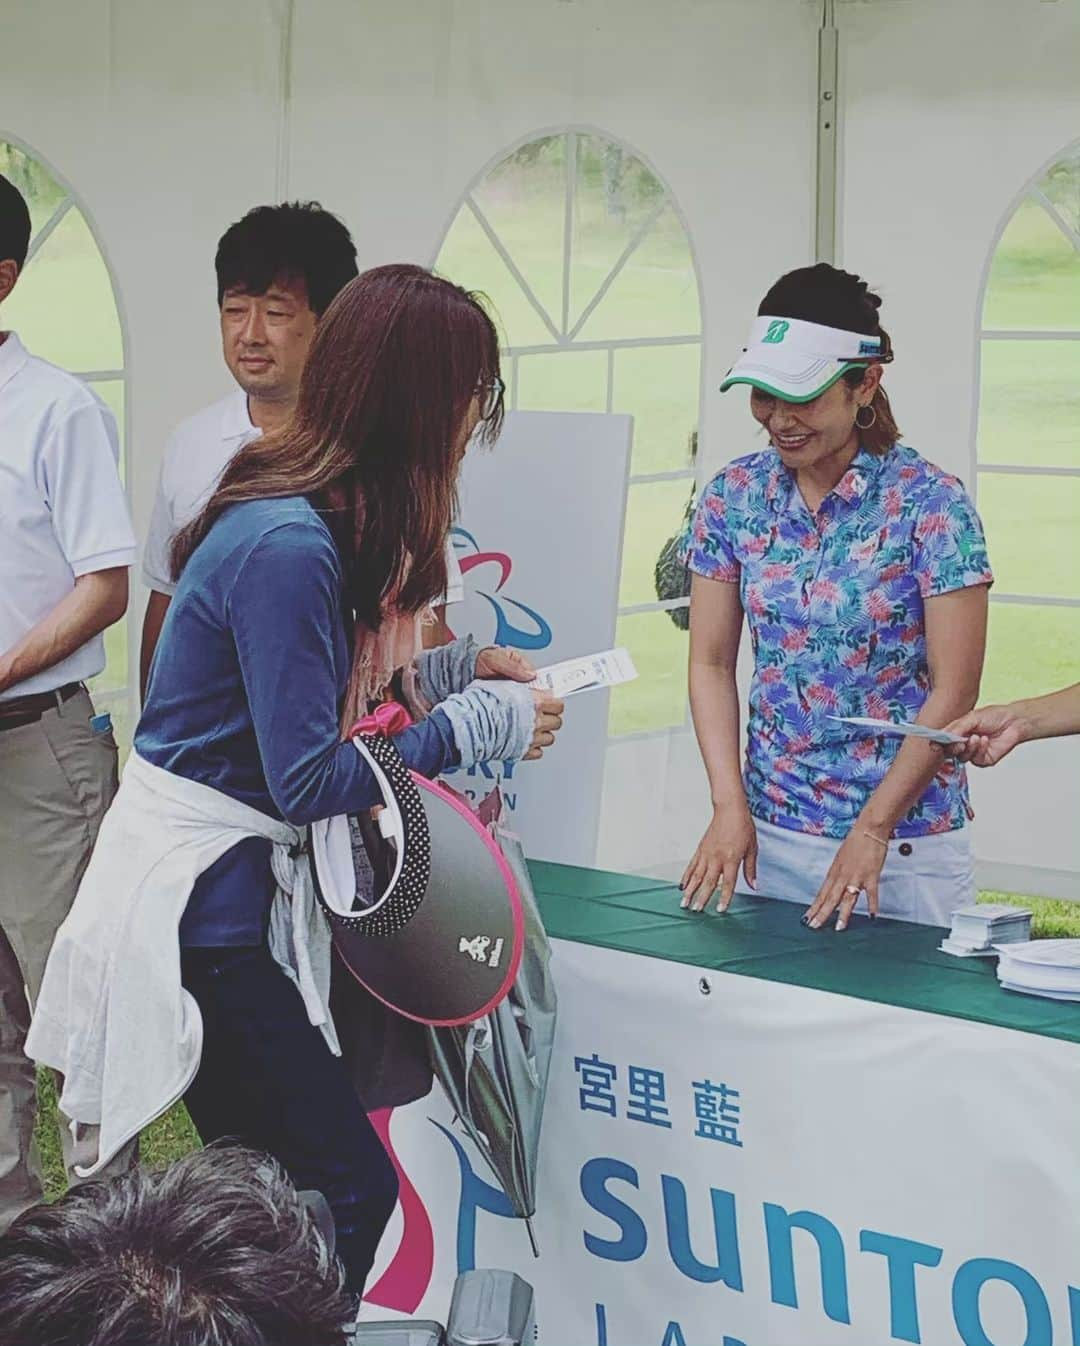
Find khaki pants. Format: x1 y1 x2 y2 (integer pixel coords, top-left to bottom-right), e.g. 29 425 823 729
0 687 133 1234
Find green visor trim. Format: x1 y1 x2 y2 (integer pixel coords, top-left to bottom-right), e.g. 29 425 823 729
719 361 862 404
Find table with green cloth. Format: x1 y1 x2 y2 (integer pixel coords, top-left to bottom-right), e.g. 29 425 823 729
371 862 1080 1346
530 861 1080 1046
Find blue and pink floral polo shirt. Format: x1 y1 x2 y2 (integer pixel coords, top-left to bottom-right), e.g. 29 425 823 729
685 444 993 839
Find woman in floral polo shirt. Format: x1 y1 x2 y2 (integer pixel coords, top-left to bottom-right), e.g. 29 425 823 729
682 264 992 930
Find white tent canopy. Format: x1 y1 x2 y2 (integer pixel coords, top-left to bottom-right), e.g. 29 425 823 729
3 0 1077 895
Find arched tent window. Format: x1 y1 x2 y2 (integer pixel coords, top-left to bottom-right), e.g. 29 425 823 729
977 145 1080 705
435 130 702 738
0 139 130 741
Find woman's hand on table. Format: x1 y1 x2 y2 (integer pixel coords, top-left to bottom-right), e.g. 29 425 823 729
475 646 536 683
680 804 758 914
803 827 886 932
526 690 564 761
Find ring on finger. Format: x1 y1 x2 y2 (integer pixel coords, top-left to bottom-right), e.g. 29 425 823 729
844 884 860 896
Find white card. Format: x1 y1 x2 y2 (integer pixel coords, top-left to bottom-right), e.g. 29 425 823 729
531 647 638 698
939 940 999 958
829 716 967 747
994 940 1080 969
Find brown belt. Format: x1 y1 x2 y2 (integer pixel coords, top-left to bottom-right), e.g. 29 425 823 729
0 682 82 732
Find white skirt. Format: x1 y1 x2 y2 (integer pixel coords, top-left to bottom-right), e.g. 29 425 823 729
734 817 975 927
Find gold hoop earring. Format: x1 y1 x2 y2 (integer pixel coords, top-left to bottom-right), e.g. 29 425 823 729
855 403 877 430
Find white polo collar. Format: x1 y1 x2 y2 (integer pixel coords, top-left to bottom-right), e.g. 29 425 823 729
0 332 31 396
221 387 258 442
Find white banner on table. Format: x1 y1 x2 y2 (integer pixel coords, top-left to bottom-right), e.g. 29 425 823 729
443 409 632 866
361 941 1080 1346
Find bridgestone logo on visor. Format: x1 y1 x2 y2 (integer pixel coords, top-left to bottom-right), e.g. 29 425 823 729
763 320 790 344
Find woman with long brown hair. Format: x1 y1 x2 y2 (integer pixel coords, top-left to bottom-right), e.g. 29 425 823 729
29 265 563 1301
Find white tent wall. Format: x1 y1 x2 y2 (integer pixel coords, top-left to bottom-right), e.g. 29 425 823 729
284 0 819 880
1 0 1076 894
284 0 818 478
1 0 284 538
842 0 1080 897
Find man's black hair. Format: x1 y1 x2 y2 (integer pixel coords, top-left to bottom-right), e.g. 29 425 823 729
215 201 358 317
0 1147 354 1346
0 173 32 270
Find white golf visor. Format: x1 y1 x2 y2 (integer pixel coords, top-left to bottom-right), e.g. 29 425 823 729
720 315 888 403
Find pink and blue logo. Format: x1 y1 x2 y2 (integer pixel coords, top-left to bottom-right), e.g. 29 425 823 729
362 1112 516 1314
447 527 552 653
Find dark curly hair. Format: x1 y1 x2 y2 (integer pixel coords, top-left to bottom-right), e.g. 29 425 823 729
0 1148 353 1346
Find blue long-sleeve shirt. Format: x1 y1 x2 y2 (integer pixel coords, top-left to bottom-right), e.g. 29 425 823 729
136 496 459 946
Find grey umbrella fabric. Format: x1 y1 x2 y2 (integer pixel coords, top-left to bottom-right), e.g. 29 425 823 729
427 819 557 1254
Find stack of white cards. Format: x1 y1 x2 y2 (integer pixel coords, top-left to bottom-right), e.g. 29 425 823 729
939 903 1033 957
995 940 1080 1001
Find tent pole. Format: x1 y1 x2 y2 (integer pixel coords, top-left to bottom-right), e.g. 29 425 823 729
815 0 839 263
275 0 296 201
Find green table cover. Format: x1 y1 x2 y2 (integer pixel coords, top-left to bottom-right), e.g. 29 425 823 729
527 860 1080 1046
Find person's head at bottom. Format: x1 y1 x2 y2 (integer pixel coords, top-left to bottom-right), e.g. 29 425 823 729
0 1147 353 1346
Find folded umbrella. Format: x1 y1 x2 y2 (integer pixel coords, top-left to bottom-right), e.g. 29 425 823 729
307 707 556 1246
427 802 557 1254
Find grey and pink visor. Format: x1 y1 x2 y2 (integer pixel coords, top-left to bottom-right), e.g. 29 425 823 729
309 704 524 1028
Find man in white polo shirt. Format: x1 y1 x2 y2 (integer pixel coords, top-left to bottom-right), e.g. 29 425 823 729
0 173 136 1232
140 202 465 691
